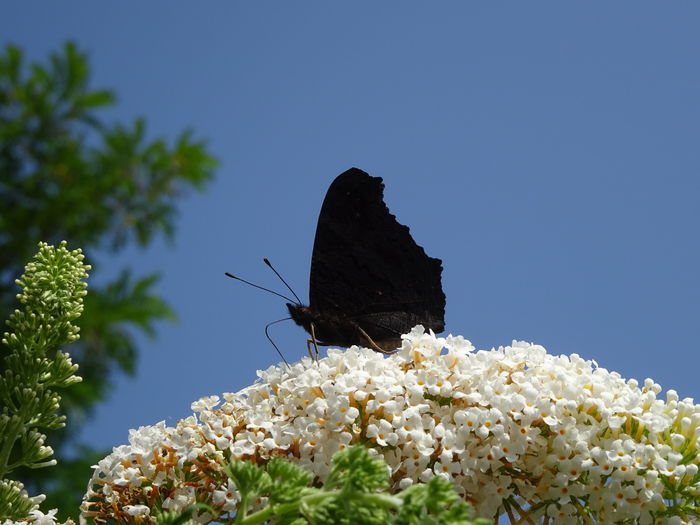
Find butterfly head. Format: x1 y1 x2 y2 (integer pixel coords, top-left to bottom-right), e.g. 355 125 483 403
286 303 312 331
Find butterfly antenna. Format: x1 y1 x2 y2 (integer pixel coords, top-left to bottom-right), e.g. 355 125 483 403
263 258 302 305
265 317 292 368
225 272 297 303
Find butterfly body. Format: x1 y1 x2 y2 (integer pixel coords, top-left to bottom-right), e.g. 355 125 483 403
288 168 445 353
287 303 434 352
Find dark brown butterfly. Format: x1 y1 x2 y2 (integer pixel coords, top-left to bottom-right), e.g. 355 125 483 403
287 168 445 353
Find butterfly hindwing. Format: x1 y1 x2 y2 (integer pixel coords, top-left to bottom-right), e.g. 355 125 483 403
302 168 445 349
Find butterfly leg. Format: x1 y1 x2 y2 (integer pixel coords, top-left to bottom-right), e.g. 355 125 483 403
306 322 321 361
356 325 397 355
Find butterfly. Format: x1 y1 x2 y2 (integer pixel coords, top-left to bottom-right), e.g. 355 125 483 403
286 168 445 354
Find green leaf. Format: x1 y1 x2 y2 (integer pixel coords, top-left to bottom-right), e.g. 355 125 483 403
225 460 271 500
266 457 314 505
324 445 390 494
74 90 115 110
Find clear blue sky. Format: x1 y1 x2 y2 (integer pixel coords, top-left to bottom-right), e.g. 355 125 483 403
3 3 699 453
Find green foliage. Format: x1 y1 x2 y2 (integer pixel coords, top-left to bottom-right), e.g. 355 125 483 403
395 477 476 525
154 505 214 525
0 242 88 521
215 446 488 525
0 41 216 517
0 42 216 262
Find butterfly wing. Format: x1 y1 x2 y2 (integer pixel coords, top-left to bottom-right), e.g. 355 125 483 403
308 168 445 345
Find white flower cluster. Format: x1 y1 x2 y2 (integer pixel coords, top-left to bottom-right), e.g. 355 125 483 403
81 327 700 524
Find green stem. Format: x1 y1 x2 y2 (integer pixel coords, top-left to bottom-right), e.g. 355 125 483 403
240 501 299 525
0 415 23 479
234 493 250 525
